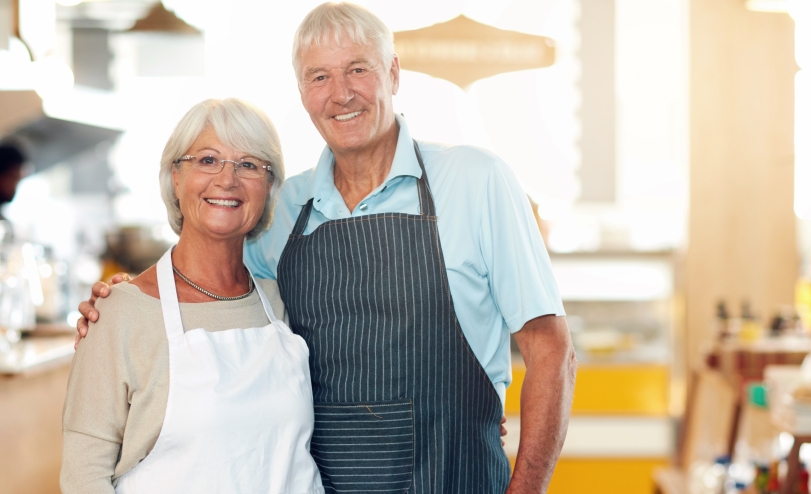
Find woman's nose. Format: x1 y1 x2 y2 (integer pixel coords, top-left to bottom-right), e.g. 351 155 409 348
213 162 239 187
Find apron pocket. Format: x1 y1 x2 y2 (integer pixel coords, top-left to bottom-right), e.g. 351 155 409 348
312 400 414 493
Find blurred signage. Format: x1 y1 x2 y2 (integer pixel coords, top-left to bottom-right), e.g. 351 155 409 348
394 15 555 88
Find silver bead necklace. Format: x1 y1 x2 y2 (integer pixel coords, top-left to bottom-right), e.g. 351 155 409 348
172 264 254 301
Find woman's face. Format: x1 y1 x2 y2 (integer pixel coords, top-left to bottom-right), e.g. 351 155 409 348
172 127 272 242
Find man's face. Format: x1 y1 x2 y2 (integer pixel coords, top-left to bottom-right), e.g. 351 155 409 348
298 37 400 156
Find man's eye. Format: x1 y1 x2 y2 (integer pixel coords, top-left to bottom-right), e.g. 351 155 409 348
314 75 326 82
353 68 365 73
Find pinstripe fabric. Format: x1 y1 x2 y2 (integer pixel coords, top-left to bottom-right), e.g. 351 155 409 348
277 141 510 493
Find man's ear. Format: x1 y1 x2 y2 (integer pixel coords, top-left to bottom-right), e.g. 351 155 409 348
390 54 401 95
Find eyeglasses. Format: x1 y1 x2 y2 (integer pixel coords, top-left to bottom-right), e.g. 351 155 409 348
175 154 273 180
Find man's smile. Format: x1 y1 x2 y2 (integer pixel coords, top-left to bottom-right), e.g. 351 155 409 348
333 110 364 121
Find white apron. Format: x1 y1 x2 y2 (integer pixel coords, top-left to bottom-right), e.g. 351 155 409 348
115 248 323 494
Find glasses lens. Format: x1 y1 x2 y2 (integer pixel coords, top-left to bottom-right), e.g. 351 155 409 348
234 160 266 179
193 155 223 174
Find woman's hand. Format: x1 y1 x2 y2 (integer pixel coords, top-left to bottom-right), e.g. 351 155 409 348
75 272 131 349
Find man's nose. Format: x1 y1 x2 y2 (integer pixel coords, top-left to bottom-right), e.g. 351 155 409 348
330 75 354 105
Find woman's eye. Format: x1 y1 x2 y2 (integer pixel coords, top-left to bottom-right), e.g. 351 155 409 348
239 161 258 170
199 156 218 166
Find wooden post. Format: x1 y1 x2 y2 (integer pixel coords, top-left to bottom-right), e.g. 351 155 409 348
686 0 798 372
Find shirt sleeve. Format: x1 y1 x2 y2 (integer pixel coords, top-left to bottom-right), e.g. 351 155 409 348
61 296 129 492
479 158 565 333
60 431 119 494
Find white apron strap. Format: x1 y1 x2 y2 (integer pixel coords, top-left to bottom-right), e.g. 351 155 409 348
156 247 185 339
248 269 279 323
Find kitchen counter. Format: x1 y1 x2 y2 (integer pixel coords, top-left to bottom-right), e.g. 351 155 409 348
0 325 75 494
0 326 75 375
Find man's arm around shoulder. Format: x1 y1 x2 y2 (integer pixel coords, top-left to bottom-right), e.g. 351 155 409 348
508 314 577 494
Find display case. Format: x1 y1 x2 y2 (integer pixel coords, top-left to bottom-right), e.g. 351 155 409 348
506 251 678 494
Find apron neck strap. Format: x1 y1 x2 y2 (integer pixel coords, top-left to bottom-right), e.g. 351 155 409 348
412 140 436 217
291 199 314 236
156 247 185 339
291 139 437 236
249 270 279 323
158 247 280 331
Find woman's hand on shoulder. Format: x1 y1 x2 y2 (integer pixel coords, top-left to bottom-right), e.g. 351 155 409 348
75 272 131 349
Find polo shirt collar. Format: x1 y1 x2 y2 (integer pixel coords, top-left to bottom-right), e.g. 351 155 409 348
293 113 422 206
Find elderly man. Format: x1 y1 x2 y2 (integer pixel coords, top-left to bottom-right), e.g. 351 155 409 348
79 2 576 493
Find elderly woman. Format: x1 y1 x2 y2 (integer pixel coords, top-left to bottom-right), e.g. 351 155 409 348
60 98 323 494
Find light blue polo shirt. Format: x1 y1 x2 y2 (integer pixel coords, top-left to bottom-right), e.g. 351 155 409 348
245 114 565 405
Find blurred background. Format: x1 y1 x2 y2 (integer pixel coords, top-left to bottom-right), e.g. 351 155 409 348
0 0 808 493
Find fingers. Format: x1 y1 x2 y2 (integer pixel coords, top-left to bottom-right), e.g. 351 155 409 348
110 272 131 285
500 414 508 438
74 333 81 350
90 281 111 301
78 301 98 325
76 314 89 336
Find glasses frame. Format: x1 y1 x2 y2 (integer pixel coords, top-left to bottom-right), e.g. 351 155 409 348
174 155 274 180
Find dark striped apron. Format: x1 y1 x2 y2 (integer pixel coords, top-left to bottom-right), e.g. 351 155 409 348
277 141 510 493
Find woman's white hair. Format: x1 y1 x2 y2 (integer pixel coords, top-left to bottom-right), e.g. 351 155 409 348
158 98 285 241
292 2 395 81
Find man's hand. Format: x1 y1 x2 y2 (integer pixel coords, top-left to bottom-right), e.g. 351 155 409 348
74 272 130 349
506 315 577 494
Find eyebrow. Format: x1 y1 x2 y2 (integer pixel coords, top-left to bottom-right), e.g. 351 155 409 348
304 58 375 77
305 66 326 77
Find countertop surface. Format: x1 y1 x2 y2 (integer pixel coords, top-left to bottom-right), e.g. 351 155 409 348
0 325 75 375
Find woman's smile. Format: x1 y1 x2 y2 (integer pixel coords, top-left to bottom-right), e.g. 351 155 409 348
173 127 271 240
204 197 243 208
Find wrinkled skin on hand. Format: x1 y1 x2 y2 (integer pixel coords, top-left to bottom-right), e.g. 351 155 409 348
74 272 130 349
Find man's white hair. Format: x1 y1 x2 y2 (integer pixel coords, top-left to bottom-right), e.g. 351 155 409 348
158 98 285 240
292 2 395 81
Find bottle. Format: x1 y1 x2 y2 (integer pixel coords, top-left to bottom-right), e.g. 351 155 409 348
766 460 780 494
701 456 731 494
798 463 810 494
717 301 731 340
753 463 770 494
740 301 763 343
